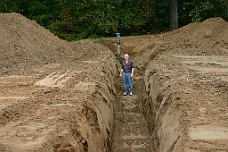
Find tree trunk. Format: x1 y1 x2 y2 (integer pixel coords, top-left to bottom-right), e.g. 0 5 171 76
170 0 178 29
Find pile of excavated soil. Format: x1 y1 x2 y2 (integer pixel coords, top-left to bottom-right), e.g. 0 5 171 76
100 17 228 152
0 13 118 152
163 17 228 55
0 13 71 73
0 13 110 76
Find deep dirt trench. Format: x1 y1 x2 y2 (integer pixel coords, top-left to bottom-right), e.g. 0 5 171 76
98 40 154 151
112 73 152 152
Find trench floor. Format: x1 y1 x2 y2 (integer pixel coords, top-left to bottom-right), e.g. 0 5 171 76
112 75 152 152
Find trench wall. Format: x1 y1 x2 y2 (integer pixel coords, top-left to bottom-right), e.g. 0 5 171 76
143 57 187 152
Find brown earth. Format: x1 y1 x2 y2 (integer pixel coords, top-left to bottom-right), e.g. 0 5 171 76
0 13 118 152
0 13 228 152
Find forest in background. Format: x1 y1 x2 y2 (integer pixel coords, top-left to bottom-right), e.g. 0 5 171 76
0 0 227 41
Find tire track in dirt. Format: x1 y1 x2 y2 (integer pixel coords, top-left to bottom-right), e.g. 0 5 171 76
112 75 152 152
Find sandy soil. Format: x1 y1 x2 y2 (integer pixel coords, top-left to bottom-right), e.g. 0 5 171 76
0 13 228 152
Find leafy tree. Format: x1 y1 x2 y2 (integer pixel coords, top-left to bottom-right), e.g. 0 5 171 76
0 0 227 41
184 0 228 22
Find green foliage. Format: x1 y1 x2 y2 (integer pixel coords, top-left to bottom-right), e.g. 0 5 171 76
184 0 228 22
0 0 227 41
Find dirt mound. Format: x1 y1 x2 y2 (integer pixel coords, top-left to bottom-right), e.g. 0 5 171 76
163 17 228 55
0 13 109 76
0 13 69 72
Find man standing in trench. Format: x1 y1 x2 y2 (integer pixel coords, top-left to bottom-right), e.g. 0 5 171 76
120 54 134 96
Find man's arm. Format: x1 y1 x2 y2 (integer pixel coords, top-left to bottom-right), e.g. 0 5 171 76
131 60 134 77
131 68 134 77
120 61 124 77
120 69 123 77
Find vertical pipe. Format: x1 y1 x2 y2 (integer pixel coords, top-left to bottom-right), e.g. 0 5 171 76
116 32 121 63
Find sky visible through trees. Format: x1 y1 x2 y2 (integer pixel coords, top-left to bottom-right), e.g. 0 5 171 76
1 0 227 41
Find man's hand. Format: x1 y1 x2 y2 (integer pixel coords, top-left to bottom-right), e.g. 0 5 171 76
131 73 133 77
119 73 122 78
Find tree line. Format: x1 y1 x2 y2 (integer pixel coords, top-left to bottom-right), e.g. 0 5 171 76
1 0 227 41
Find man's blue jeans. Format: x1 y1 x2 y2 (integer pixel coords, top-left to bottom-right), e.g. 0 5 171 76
123 72 132 93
